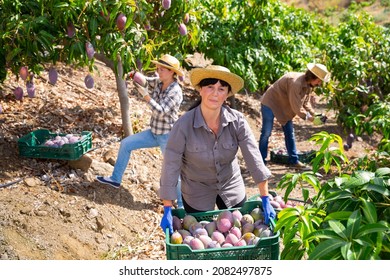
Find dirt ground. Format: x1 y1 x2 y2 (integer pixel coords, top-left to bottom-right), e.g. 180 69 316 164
0 54 380 260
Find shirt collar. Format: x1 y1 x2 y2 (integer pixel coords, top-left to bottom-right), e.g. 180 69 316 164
193 105 238 129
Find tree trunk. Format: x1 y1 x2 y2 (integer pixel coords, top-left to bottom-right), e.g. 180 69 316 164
115 57 133 137
95 53 133 137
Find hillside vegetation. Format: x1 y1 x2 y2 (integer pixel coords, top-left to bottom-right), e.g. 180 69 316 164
284 0 390 26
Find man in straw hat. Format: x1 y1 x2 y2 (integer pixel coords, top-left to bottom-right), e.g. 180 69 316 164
159 65 275 235
259 63 331 170
96 54 184 208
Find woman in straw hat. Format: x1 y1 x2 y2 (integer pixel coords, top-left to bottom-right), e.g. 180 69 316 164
159 65 275 235
259 63 331 170
96 54 184 208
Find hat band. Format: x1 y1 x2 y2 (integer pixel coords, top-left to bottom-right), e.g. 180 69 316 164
158 59 173 68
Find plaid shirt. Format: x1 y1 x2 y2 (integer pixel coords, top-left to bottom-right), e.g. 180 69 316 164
147 78 183 135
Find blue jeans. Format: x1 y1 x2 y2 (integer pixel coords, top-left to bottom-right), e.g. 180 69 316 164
111 129 183 208
259 104 299 164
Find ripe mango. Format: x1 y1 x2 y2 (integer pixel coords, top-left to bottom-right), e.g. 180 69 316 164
211 231 225 245
170 230 183 244
85 42 95 60
179 23 187 36
229 226 242 239
172 215 182 231
14 87 23 100
162 0 171 10
19 66 28 81
182 214 197 230
207 240 221 249
250 207 263 222
48 67 58 85
133 72 147 87
26 81 35 98
198 235 212 247
189 237 204 250
224 233 239 246
67 22 76 38
234 238 247 247
116 13 127 31
183 13 190 24
84 74 94 89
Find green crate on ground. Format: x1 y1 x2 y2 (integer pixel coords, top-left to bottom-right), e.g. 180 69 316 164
165 200 280 260
270 148 315 164
18 129 92 161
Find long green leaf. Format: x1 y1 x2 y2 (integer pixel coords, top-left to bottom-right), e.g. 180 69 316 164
309 239 347 260
360 198 377 223
341 242 353 260
323 190 352 202
302 173 321 192
324 211 353 221
274 215 299 232
355 223 389 238
306 229 341 241
375 167 390 177
362 183 390 196
329 220 348 240
346 210 361 240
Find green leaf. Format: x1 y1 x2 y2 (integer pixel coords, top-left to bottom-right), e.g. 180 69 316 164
302 173 321 192
346 210 361 240
309 239 347 260
362 182 390 196
306 229 341 241
324 211 353 221
360 198 377 223
274 215 299 232
340 242 353 260
355 223 389 238
281 241 305 260
375 167 390 177
323 190 352 202
329 220 348 240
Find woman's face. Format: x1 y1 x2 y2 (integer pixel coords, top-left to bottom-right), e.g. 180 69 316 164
309 78 322 88
199 80 229 110
156 65 174 81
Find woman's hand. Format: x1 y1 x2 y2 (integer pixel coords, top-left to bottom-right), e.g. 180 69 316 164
261 196 276 225
160 206 173 235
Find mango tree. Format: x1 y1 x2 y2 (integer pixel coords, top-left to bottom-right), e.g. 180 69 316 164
0 0 200 136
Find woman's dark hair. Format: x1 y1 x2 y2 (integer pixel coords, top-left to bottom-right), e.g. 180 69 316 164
188 78 232 111
199 78 231 92
304 70 319 81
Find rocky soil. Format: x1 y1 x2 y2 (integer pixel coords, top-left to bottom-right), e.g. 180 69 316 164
0 54 380 260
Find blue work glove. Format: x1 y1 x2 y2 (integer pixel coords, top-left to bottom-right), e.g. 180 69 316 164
160 206 173 235
261 196 276 225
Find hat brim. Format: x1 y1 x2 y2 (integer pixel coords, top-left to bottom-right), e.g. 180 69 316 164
307 63 330 82
151 60 184 77
190 68 244 95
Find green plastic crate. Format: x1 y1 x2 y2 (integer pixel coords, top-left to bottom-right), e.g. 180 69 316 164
165 200 280 260
18 129 92 160
270 148 315 164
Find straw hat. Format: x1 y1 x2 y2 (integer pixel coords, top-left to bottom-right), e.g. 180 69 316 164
307 63 331 82
189 65 244 96
151 54 184 77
